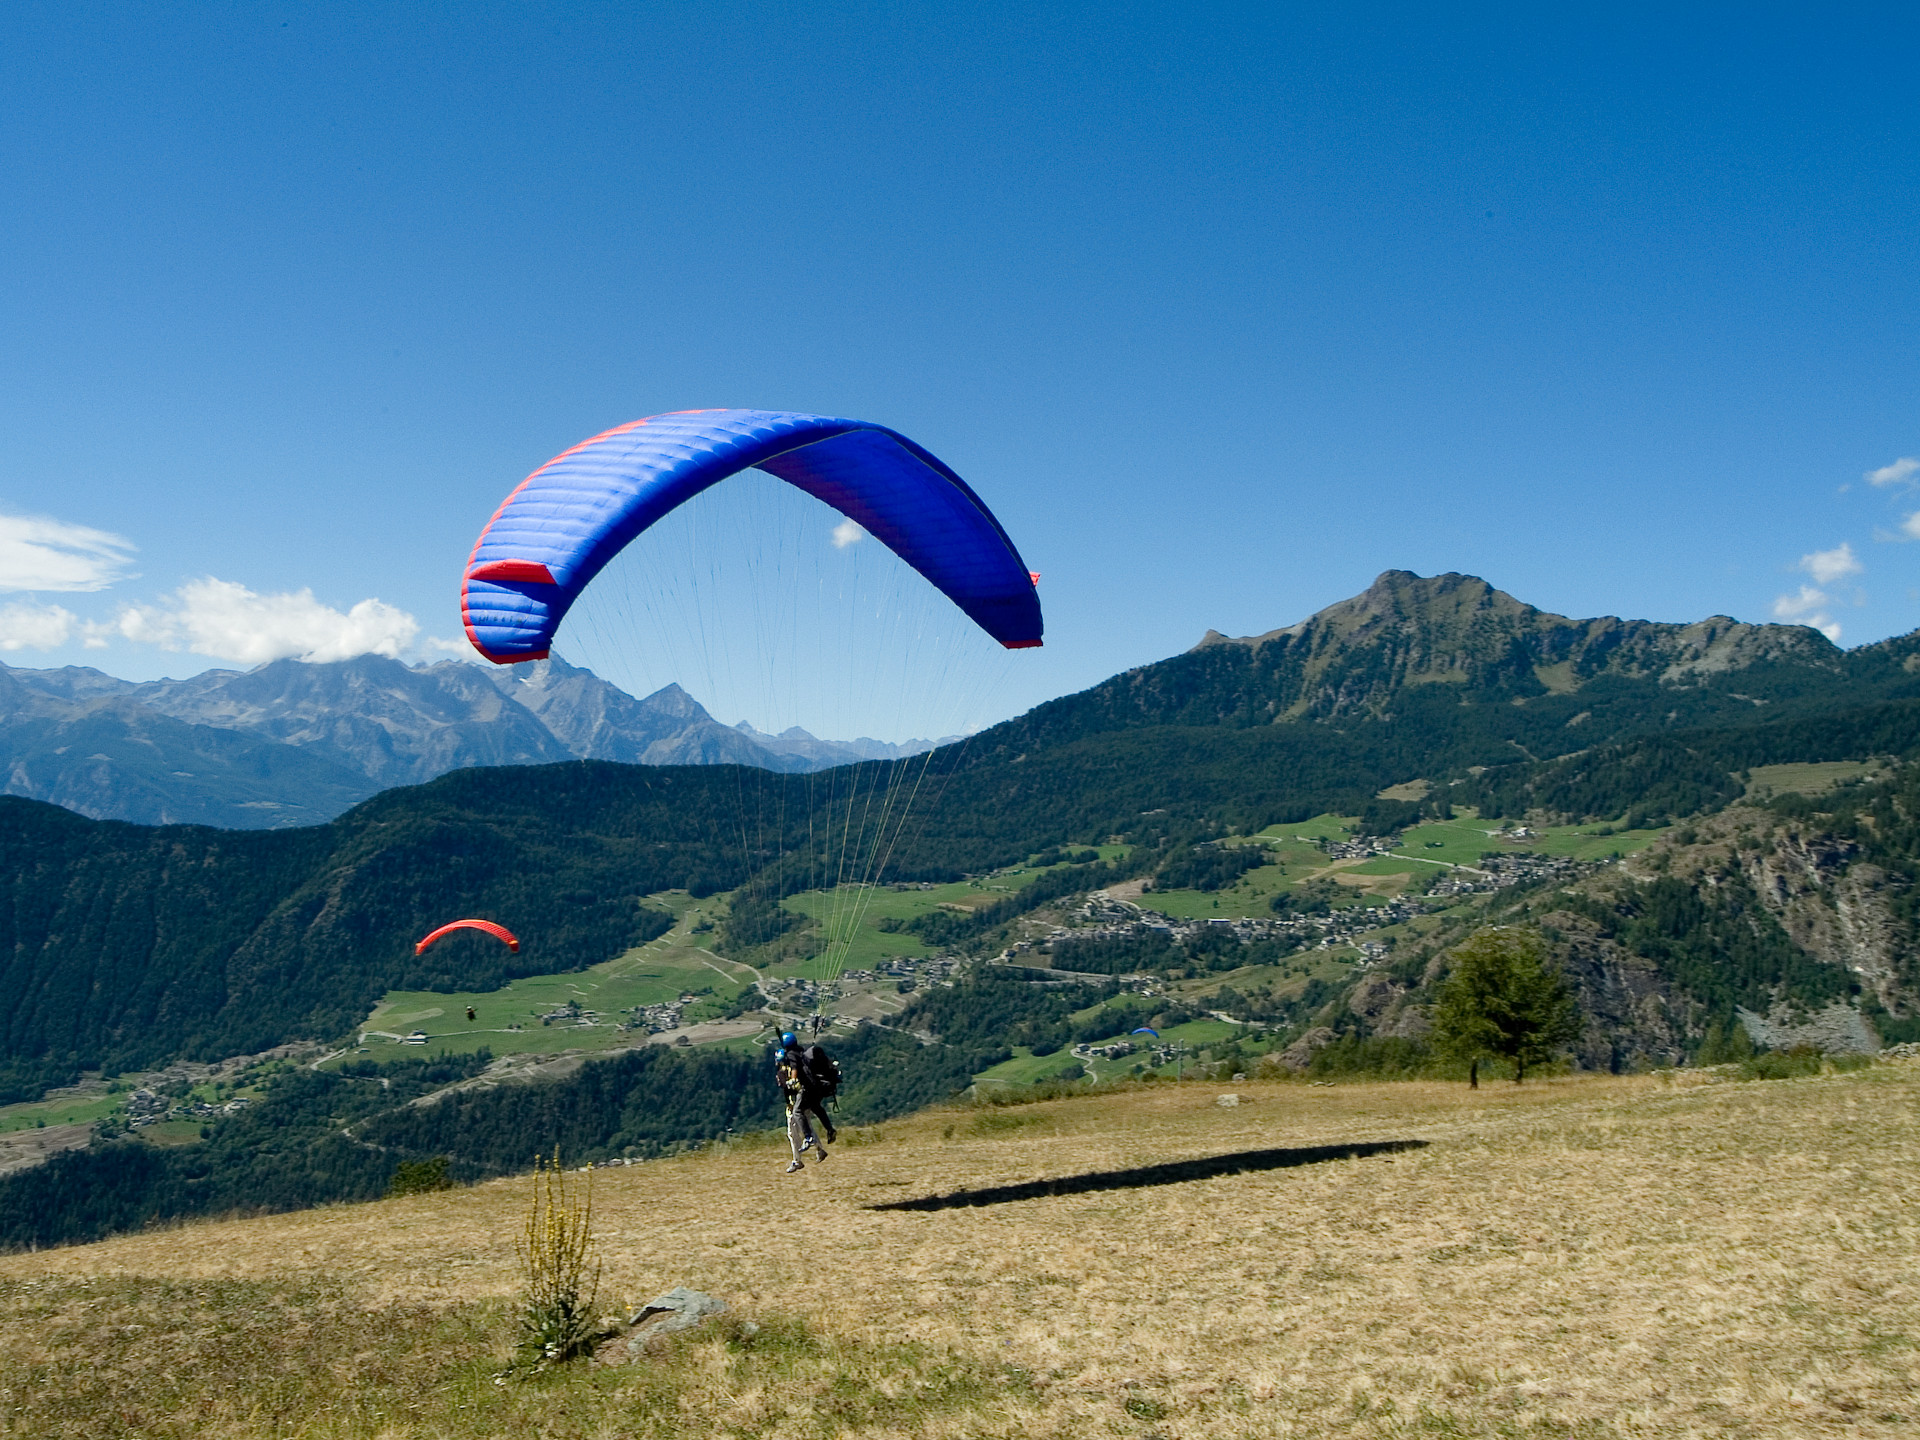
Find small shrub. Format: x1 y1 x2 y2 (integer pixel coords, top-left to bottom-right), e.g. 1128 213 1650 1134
515 1150 600 1368
385 1156 454 1198
1739 1046 1823 1081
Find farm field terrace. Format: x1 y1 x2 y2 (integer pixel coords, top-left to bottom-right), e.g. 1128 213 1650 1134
1386 813 1668 866
0 1090 121 1135
3 1060 1914 1438
1743 759 1887 799
777 848 1134 978
1145 811 1667 920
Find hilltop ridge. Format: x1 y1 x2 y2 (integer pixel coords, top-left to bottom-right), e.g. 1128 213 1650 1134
972 568 1900 765
1193 568 1838 687
6 568 1914 829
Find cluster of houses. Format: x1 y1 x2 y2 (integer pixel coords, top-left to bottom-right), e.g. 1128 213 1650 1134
123 1085 253 1129
832 956 962 989
625 994 703 1034
977 832 1608 985
1428 851 1584 896
1072 1024 1259 1071
752 957 964 1034
994 893 1422 974
1323 835 1402 860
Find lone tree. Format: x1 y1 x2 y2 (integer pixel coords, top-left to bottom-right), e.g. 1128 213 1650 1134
1432 926 1582 1086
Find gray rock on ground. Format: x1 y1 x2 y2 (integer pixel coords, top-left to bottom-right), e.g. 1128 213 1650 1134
625 1287 729 1353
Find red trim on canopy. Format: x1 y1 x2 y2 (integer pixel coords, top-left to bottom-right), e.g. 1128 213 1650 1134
1002 638 1044 649
469 559 558 584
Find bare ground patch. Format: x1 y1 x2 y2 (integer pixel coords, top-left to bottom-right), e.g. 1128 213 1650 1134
0 1123 92 1179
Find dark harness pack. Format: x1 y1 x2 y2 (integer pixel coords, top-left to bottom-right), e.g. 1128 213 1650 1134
799 1044 840 1097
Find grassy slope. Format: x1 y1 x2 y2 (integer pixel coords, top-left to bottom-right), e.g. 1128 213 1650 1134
1743 759 1882 799
0 1092 120 1135
5 1061 1915 1438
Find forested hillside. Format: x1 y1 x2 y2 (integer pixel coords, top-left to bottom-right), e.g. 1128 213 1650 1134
0 767 766 1100
13 569 1920 1104
0 726 1395 1102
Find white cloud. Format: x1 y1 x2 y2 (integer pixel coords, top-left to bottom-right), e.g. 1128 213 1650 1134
1867 457 1920 487
113 578 420 664
1901 512 1920 541
0 512 136 592
830 518 866 549
1771 584 1842 642
1797 541 1862 585
0 600 78 650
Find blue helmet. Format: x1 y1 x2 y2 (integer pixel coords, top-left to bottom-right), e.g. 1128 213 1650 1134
780 1032 798 1048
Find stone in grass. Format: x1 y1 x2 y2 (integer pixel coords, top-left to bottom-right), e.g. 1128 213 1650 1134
1216 1094 1241 1107
625 1287 729 1354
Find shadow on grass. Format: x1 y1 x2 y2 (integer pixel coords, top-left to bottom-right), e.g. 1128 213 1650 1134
867 1139 1429 1211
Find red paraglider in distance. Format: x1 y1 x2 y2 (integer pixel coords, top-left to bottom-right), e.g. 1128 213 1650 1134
414 919 521 956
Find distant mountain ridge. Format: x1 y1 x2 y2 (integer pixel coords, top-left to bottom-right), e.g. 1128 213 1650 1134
0 653 945 828
9 567 1920 830
0 665 377 828
487 657 952 769
732 719 964 766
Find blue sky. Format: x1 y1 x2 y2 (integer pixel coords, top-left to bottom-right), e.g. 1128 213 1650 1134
2 3 1917 737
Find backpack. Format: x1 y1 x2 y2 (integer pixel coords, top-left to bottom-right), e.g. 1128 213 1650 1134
801 1044 840 1097
774 1052 804 1095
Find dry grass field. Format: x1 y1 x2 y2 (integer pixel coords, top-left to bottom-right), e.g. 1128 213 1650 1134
2 1062 1916 1438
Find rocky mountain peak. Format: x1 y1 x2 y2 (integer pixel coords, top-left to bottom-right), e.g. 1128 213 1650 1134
1192 569 1840 709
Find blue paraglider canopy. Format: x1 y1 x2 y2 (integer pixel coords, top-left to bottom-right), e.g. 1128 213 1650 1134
1131 1027 1159 1037
462 409 1043 662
